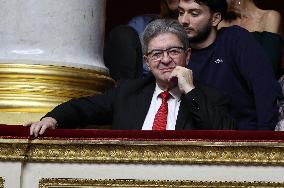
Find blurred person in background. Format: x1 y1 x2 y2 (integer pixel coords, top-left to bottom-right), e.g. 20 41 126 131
104 0 180 81
219 0 283 77
217 0 284 131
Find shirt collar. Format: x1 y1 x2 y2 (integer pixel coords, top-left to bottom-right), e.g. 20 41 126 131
154 84 182 101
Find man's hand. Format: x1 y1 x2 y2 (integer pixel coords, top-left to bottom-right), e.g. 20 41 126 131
23 117 58 137
168 66 195 94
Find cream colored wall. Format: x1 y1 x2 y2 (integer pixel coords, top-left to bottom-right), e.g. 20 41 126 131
0 162 22 188
1 162 284 188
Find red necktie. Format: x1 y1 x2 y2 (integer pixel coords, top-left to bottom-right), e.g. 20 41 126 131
152 91 171 130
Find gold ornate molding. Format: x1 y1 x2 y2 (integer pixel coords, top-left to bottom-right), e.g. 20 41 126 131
0 139 29 160
0 63 114 113
1 138 284 165
39 178 284 188
0 177 3 188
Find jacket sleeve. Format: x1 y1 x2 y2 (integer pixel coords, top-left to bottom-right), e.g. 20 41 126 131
183 86 236 130
43 86 118 129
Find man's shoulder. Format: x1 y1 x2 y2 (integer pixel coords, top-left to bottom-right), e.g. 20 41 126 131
218 25 250 37
216 25 255 47
116 75 156 91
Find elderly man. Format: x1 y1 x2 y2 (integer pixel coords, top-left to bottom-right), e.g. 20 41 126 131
25 19 235 136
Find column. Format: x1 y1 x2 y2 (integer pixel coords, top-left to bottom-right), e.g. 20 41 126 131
0 0 113 124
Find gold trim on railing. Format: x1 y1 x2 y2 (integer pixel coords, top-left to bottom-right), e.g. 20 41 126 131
39 178 284 188
0 64 114 112
1 138 284 165
0 177 3 188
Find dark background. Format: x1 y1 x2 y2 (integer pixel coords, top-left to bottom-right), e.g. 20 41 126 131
105 0 160 35
105 0 284 36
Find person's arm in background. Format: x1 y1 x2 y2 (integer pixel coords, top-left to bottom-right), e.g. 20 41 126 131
264 10 283 38
262 10 283 77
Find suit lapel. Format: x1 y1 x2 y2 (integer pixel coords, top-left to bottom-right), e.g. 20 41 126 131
128 76 194 130
132 78 156 130
175 95 193 130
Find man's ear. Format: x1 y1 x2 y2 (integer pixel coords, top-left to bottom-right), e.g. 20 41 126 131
212 12 222 27
143 55 150 70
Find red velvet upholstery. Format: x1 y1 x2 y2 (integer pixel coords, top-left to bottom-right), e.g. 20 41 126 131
0 124 284 142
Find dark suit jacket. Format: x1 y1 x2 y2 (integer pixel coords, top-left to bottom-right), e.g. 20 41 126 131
45 75 236 130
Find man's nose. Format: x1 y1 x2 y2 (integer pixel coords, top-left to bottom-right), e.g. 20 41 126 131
160 51 172 63
179 14 189 25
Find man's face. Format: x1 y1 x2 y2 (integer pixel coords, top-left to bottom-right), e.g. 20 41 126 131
144 33 190 85
178 0 214 43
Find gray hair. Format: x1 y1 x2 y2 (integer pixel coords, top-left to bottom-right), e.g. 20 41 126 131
142 19 189 54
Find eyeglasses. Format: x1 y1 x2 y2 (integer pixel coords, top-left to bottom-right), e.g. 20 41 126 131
146 46 186 61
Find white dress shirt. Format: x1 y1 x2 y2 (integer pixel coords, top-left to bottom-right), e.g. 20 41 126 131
142 84 182 130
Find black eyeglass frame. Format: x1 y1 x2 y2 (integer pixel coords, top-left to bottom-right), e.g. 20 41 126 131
146 46 186 61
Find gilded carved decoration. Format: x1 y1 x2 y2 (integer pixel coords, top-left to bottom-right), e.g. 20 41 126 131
0 138 284 165
0 177 3 188
0 63 114 124
0 63 114 113
39 178 284 188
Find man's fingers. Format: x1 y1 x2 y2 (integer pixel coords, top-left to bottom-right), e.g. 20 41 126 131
32 123 43 137
39 125 49 135
27 117 57 137
29 123 37 136
168 68 179 81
